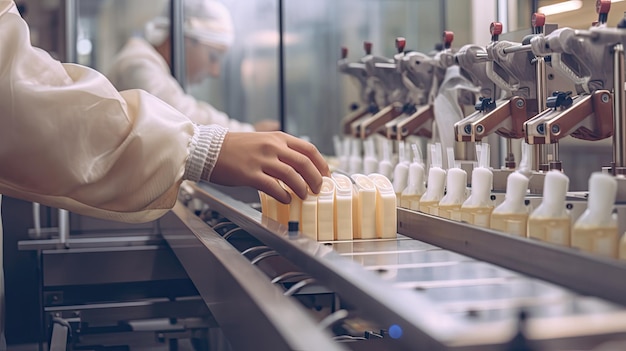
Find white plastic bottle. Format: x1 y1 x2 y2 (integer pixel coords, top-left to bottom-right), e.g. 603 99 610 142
461 143 494 227
392 141 410 205
438 167 467 220
369 173 397 239
527 170 571 246
438 147 466 220
419 143 446 215
400 143 426 210
572 172 618 258
331 173 354 241
460 167 494 227
490 172 530 237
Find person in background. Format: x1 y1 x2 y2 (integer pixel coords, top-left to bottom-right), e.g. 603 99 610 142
106 0 279 132
0 1 328 347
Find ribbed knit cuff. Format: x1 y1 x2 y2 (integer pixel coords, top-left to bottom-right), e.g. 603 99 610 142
184 124 228 182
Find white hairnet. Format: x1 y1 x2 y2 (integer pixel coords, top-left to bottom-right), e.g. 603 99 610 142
145 0 234 49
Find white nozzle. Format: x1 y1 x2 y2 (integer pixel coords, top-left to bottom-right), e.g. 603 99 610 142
420 166 446 202
518 142 532 177
440 168 467 205
480 142 490 169
430 143 443 169
349 138 363 174
339 138 351 172
587 172 617 218
403 162 426 195
463 166 493 208
398 141 407 164
531 170 569 218
392 161 409 193
363 138 378 174
378 139 394 179
492 172 529 215
446 147 457 169
333 135 342 157
411 143 423 166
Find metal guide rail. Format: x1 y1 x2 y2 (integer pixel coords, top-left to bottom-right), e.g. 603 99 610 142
174 182 626 351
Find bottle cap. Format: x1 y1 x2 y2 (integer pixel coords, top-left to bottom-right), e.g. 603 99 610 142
440 168 467 205
421 167 446 202
288 221 299 232
392 162 409 193
463 166 493 207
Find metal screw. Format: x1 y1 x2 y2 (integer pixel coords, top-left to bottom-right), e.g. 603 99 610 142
601 93 610 103
464 125 472 134
537 123 545 135
516 99 525 108
551 124 560 134
476 125 485 134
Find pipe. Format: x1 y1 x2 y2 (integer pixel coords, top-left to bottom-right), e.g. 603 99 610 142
613 43 626 169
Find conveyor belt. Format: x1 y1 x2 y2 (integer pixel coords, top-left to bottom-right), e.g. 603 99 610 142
165 182 626 351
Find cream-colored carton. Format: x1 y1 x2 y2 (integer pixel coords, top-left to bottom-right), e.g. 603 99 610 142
351 174 377 239
300 189 318 240
332 173 354 241
368 173 397 239
317 177 336 241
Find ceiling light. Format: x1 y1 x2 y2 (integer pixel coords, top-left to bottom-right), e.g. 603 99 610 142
538 0 582 16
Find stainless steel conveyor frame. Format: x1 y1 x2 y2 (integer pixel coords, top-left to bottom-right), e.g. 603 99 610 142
162 182 626 351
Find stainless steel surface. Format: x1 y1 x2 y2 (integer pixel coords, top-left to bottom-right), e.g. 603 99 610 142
614 43 625 168
186 183 626 350
49 322 68 351
161 203 347 351
397 208 626 307
535 56 547 169
502 44 531 54
64 0 76 64
170 0 186 87
41 245 188 286
190 184 459 350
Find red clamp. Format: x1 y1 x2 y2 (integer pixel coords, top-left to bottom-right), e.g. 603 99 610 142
596 0 611 24
531 13 545 34
363 41 372 55
442 31 454 49
395 37 406 53
490 22 503 42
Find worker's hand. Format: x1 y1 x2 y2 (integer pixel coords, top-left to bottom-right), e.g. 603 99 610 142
253 119 281 132
210 131 330 203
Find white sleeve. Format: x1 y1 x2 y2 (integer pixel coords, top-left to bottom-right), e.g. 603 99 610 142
112 51 255 132
0 1 227 223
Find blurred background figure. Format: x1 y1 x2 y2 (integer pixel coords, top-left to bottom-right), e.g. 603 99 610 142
106 0 280 131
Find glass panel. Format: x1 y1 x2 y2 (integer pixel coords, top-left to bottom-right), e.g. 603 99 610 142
283 0 446 155
188 0 279 126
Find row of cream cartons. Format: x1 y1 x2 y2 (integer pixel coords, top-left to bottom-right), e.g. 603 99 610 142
259 173 397 241
399 164 626 261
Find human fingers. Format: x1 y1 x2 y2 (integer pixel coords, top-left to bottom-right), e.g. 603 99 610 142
254 172 291 204
262 159 309 200
285 135 331 178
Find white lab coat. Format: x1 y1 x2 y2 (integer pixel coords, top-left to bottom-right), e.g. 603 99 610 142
0 1 228 344
107 37 254 132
